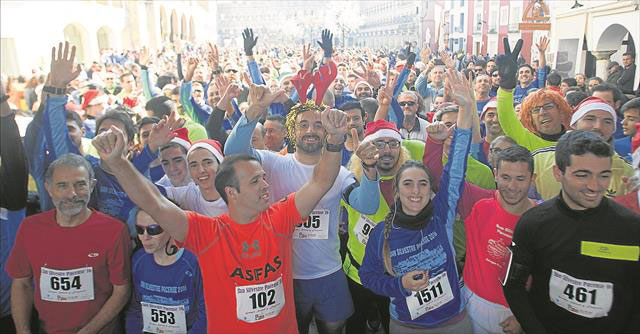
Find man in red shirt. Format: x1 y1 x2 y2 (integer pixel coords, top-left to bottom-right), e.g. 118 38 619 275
91 83 350 334
463 145 537 334
7 153 131 334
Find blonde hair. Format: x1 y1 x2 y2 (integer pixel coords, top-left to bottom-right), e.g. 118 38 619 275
285 101 326 150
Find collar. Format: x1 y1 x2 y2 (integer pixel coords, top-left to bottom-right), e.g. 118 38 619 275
392 198 435 230
556 191 608 218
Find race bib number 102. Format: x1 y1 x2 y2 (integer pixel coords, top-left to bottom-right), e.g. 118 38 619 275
40 267 94 302
236 276 285 323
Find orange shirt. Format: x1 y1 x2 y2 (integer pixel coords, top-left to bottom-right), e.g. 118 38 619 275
178 194 301 334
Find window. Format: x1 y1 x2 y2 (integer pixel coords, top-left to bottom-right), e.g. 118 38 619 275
500 6 508 26
475 12 482 33
460 13 464 32
450 15 455 33
460 0 465 7
489 9 498 32
509 6 521 31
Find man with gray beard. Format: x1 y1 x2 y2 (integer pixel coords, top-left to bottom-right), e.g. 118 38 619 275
7 154 131 334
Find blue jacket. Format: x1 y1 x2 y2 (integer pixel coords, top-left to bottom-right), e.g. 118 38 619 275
359 127 471 328
513 68 547 105
125 248 206 334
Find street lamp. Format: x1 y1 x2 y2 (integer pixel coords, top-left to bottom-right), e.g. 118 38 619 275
571 1 583 9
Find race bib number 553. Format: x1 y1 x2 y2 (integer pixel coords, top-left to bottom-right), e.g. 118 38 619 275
141 302 187 334
236 276 285 323
40 267 94 302
549 269 613 318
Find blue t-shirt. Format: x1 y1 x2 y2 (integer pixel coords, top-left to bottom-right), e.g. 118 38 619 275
125 248 206 334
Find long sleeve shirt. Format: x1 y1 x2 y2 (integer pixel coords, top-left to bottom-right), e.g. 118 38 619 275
513 67 547 105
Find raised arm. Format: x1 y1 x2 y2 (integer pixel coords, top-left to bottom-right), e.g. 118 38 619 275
294 108 348 218
93 115 188 242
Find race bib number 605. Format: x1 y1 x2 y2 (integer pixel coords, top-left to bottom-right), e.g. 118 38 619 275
40 267 94 302
236 276 285 323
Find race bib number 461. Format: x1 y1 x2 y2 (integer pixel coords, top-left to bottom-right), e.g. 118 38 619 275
141 302 187 334
405 271 454 320
549 269 613 318
294 209 329 240
236 276 285 323
40 267 94 302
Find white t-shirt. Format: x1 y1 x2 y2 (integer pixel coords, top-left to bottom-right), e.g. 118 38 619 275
257 150 355 279
163 183 228 218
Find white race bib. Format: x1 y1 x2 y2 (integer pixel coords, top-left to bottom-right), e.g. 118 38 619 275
141 302 187 334
549 269 613 318
354 216 376 245
236 276 285 323
405 271 454 320
294 209 330 240
40 267 94 302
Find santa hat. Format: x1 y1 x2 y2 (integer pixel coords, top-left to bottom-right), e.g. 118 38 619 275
570 96 616 130
480 98 498 120
170 128 191 151
187 139 224 164
81 89 108 110
632 123 640 169
362 120 403 144
354 80 373 91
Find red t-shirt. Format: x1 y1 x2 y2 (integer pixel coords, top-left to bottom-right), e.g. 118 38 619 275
179 194 301 334
463 192 525 307
614 190 640 214
6 210 131 334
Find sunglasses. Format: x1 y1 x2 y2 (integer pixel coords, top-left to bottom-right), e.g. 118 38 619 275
492 73 499 77
135 224 164 236
193 89 204 93
373 140 401 149
225 69 238 73
398 101 416 107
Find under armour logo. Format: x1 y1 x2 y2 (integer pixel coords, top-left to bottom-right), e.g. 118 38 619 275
241 240 261 259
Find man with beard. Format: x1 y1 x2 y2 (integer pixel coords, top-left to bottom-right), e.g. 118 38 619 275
532 96 633 200
224 31 381 333
354 81 374 100
340 100 368 166
7 154 131 334
397 91 429 141
503 131 640 334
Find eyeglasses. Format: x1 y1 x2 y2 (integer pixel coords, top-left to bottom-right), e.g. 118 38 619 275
372 140 401 149
531 102 556 114
135 224 164 236
225 69 238 73
193 89 204 93
398 101 416 107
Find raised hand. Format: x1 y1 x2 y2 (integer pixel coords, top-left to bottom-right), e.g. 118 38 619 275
206 42 220 71
302 44 314 72
317 29 333 58
496 37 523 90
215 75 240 107
92 125 127 164
439 51 455 70
137 46 150 67
242 28 258 56
246 83 283 121
148 111 180 152
355 141 380 167
445 68 475 108
535 36 549 53
184 57 199 82
321 107 348 143
49 41 82 88
377 72 398 106
426 121 452 142
406 49 417 69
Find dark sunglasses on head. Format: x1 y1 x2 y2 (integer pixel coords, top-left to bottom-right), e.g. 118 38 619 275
398 101 416 107
135 224 164 236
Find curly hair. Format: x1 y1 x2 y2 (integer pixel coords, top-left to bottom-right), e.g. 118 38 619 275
285 101 326 150
520 88 572 136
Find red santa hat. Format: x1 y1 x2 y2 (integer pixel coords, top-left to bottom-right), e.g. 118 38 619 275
632 123 640 169
170 128 191 151
362 119 403 144
480 98 498 120
570 96 616 130
187 139 224 164
81 89 108 110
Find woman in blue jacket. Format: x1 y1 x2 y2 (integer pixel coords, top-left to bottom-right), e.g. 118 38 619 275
359 69 474 333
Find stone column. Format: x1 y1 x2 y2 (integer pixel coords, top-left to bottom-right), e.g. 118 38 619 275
592 50 616 81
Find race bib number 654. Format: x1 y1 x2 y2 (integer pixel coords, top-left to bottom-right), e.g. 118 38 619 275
40 267 94 302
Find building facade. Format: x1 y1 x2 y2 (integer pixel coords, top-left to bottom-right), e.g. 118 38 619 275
1 0 215 76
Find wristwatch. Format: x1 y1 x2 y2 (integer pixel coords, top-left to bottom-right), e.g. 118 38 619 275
325 140 345 152
42 86 66 95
